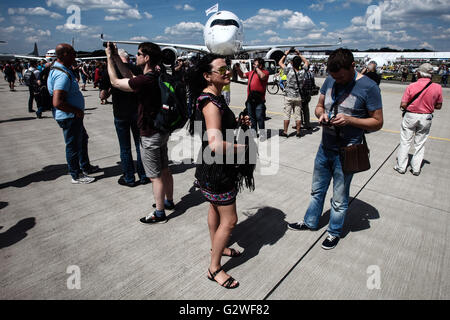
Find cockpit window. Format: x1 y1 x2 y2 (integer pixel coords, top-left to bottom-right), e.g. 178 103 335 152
210 19 240 28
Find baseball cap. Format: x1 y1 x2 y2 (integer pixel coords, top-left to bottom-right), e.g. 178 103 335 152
417 63 433 74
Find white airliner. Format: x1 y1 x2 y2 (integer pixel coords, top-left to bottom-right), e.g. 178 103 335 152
102 10 339 65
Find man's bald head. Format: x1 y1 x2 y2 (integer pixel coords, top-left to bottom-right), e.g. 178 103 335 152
55 43 76 67
55 43 75 60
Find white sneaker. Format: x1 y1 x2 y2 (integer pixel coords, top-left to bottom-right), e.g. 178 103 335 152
71 174 95 184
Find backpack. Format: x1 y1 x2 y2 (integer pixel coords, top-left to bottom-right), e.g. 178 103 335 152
23 69 36 87
146 72 188 134
301 70 319 97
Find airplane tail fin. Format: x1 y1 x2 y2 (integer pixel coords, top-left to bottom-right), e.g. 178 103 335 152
29 43 39 56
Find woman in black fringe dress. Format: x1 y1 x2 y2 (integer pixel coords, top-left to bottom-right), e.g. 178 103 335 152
187 54 253 289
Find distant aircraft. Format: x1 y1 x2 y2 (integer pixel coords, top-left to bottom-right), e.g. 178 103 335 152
103 10 340 65
0 42 105 63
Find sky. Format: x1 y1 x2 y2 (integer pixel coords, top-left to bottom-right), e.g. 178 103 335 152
0 0 449 55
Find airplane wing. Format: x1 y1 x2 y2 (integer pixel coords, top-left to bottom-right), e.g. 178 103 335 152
0 54 44 60
242 38 342 52
101 37 208 54
77 56 107 61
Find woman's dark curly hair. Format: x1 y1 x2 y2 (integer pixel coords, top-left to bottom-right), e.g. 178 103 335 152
186 53 224 135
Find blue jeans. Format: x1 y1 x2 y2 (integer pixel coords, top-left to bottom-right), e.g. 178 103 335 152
303 144 354 237
245 101 265 133
56 117 90 179
114 115 146 183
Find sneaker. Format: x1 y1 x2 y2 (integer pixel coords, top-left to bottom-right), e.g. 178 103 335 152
82 165 100 175
71 174 95 184
139 211 167 224
410 169 420 176
393 166 406 174
117 176 138 187
279 131 288 137
288 221 314 231
139 177 151 185
152 200 175 210
321 234 339 250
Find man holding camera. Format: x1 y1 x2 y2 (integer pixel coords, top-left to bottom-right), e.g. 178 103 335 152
234 58 269 140
278 49 309 137
288 48 383 250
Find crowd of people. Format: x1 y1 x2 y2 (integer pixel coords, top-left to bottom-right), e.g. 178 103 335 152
1 43 444 290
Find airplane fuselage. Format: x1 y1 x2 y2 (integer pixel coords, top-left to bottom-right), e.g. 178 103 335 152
204 11 243 56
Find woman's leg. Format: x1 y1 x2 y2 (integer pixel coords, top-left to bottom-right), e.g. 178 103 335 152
208 202 239 287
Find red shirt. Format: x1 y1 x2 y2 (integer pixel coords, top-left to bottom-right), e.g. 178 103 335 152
245 69 269 100
402 78 443 114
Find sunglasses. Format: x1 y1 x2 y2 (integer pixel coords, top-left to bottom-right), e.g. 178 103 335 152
136 51 145 56
211 65 231 76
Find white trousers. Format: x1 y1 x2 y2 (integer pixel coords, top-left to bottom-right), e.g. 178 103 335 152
396 112 433 172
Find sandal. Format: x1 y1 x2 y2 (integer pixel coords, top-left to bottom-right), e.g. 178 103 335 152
207 267 239 289
210 248 242 257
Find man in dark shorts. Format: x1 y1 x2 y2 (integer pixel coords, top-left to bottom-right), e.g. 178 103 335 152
106 42 174 224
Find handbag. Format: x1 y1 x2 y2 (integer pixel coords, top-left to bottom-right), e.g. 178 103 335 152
339 135 370 174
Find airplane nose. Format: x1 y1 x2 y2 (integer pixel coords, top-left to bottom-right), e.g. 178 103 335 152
210 28 238 55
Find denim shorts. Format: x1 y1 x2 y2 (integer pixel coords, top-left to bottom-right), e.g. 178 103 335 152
140 132 169 178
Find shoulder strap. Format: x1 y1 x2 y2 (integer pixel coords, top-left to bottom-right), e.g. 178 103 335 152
294 70 302 96
406 80 433 109
51 66 72 82
248 71 256 91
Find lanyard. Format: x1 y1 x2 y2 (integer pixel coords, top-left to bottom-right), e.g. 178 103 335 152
331 71 357 103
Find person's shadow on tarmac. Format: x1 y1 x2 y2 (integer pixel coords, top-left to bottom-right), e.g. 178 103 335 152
0 217 36 249
318 197 380 238
222 206 287 272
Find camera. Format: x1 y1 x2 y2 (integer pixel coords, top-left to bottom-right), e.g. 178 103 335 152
288 47 296 54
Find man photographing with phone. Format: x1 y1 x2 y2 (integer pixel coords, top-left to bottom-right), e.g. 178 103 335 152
288 48 383 250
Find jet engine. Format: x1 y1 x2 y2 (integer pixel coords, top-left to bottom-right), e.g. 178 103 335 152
265 48 285 64
161 47 178 66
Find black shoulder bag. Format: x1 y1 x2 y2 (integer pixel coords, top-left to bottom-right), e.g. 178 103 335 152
401 80 432 117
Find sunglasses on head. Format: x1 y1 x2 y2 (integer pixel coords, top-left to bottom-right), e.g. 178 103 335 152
211 65 231 75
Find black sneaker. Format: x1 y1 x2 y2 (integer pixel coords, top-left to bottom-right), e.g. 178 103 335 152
279 131 288 137
117 176 139 187
152 201 175 210
140 211 167 224
288 221 314 231
139 177 151 185
321 234 339 250
410 169 420 176
82 165 100 175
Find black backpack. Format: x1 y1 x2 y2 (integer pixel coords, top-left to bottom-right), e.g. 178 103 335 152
146 72 188 134
301 70 319 97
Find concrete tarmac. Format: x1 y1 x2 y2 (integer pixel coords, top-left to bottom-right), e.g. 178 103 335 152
0 76 449 300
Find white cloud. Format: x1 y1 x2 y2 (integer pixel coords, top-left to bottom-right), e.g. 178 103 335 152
1 26 17 33
243 9 293 29
8 7 63 19
105 8 142 20
183 4 195 11
130 36 149 41
263 30 277 36
143 12 153 19
419 41 434 49
11 16 27 25
164 22 203 35
56 23 90 32
282 12 316 30
46 0 130 10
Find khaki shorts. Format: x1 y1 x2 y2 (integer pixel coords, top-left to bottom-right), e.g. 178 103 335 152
140 132 170 178
283 96 302 121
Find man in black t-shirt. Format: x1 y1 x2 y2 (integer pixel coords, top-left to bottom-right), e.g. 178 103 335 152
361 61 381 86
106 42 174 224
102 49 149 187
